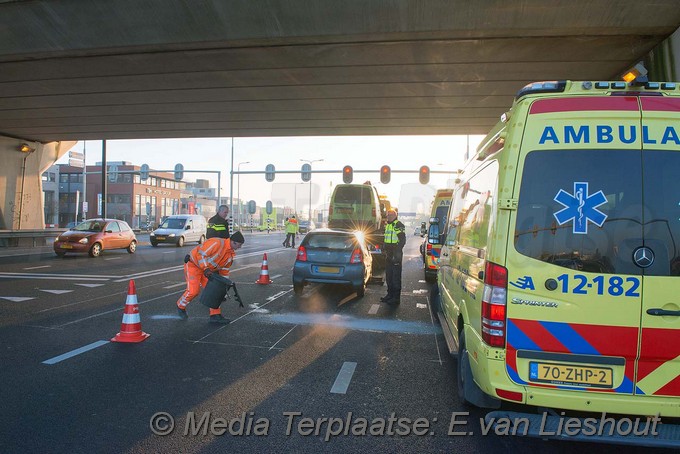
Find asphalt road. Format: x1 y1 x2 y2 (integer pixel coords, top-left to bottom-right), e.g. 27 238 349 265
0 232 657 453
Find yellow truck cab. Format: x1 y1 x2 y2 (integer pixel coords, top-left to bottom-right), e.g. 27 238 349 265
422 189 453 282
436 79 680 445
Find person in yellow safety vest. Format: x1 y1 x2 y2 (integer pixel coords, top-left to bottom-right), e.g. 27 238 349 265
176 231 244 324
381 209 406 305
207 205 230 239
284 215 299 248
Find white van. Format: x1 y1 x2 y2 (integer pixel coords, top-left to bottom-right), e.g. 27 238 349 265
150 215 207 247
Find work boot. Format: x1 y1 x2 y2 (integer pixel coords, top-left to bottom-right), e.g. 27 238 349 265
380 295 391 302
209 314 231 324
177 307 188 320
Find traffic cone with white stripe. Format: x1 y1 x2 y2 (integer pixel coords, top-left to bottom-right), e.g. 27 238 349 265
111 280 150 343
255 253 272 285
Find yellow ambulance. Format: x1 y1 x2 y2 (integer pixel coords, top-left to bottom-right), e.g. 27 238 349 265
436 78 680 440
421 188 453 282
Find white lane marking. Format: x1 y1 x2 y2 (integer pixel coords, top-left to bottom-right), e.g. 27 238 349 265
330 362 357 394
56 290 185 327
104 257 122 261
270 274 282 280
75 283 105 288
162 251 175 254
418 280 426 283
269 325 298 351
24 265 51 270
266 291 288 302
416 303 428 309
427 295 444 366
368 304 379 315
163 283 186 289
0 272 115 278
42 340 109 365
413 289 428 294
1 296 35 302
40 290 74 295
0 275 109 281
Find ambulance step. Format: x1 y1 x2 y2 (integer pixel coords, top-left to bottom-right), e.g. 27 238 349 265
484 411 680 449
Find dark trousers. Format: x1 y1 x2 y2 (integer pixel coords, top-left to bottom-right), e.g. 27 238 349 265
284 232 296 247
385 259 402 301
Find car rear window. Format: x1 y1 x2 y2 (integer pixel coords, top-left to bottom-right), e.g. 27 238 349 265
333 186 373 204
305 233 357 250
514 149 680 276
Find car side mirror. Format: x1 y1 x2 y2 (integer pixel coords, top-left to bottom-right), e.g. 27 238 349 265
185 225 191 230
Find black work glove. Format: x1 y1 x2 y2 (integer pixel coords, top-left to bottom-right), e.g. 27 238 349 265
183 254 191 264
392 250 403 265
203 269 213 278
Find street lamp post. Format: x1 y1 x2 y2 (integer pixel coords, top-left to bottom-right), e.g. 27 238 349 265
237 161 250 229
300 158 324 223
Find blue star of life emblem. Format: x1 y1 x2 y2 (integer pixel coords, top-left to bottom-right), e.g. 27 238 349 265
553 182 608 234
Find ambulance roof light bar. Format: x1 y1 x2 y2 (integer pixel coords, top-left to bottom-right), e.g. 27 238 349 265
515 81 566 100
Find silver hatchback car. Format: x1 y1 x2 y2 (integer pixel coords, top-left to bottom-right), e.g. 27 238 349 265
292 229 373 297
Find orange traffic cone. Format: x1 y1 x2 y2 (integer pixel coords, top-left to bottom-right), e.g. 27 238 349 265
255 253 272 285
111 280 150 343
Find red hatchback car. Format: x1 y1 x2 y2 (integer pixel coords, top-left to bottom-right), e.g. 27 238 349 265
54 219 138 257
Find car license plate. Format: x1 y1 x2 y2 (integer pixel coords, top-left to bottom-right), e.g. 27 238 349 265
156 236 165 240
529 362 613 388
316 266 340 274
60 243 73 249
336 207 353 214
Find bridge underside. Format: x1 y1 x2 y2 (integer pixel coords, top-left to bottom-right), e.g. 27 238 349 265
1 1 679 142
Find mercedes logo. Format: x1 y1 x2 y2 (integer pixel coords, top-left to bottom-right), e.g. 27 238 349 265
633 247 655 268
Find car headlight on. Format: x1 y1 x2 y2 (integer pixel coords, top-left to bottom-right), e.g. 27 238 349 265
168 234 175 237
78 238 89 244
150 232 155 236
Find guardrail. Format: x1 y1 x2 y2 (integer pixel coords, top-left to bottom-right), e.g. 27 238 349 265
0 229 64 247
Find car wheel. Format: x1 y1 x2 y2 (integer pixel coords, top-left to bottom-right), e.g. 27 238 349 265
355 282 366 297
55 251 65 257
89 242 102 257
293 283 303 295
457 330 470 404
198 235 205 244
151 240 158 247
127 240 137 254
177 236 185 247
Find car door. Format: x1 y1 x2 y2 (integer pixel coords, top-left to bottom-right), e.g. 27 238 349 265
106 221 123 248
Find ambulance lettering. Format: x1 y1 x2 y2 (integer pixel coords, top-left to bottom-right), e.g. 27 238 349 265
539 125 680 145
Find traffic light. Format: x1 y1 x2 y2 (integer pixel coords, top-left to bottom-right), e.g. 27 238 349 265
418 165 430 184
380 165 391 184
342 165 353 184
140 163 149 181
265 164 276 182
174 163 184 181
301 163 311 182
247 200 257 214
266 200 273 215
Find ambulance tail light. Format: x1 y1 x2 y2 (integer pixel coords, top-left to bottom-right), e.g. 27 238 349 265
426 243 433 256
328 206 333 217
481 261 508 348
515 81 566 100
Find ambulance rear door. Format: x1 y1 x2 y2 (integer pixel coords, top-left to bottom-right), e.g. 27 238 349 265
634 96 680 398
505 95 643 395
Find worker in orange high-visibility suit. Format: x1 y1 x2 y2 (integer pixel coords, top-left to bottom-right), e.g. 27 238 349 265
176 231 245 324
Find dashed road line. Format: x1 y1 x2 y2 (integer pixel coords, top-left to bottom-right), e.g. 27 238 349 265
42 340 110 365
24 265 51 270
330 361 357 394
368 304 380 315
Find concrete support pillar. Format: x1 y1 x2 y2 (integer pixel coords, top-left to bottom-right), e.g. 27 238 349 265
0 136 76 230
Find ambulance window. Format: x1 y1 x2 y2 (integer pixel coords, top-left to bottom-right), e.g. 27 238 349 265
642 150 680 276
456 162 498 253
515 149 643 275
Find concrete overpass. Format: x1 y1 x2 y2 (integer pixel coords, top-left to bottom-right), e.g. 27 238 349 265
1 0 679 229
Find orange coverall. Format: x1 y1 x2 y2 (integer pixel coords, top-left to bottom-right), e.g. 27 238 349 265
176 237 236 316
